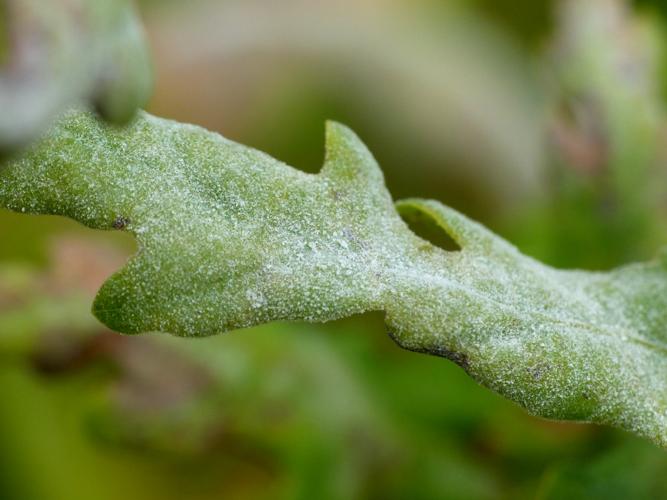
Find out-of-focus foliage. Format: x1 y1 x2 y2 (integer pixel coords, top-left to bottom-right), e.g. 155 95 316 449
146 0 547 214
0 264 94 355
512 0 667 269
0 0 152 152
538 440 667 499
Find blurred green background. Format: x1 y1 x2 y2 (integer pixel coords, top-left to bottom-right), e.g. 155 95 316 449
2 0 667 498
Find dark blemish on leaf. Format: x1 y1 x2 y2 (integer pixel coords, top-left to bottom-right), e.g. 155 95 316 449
431 346 470 370
528 364 548 381
386 328 470 370
113 215 130 230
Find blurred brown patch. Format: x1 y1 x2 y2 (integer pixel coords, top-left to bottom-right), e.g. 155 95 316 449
550 97 609 175
46 236 131 295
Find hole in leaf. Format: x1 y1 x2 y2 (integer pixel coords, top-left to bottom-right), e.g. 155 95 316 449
399 206 461 252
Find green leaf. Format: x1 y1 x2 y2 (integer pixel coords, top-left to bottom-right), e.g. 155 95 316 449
538 440 667 499
1 109 666 447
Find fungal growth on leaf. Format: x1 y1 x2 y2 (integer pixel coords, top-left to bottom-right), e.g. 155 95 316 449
1 110 666 448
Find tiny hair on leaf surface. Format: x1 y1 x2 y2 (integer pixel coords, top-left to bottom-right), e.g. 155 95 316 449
1 109 666 448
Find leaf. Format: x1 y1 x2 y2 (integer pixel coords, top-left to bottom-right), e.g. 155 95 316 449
1 109 666 447
538 440 667 499
0 0 152 151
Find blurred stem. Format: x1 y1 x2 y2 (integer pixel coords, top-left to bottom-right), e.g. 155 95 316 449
0 0 8 65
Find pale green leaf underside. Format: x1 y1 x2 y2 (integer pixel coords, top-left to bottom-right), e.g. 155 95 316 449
1 110 666 447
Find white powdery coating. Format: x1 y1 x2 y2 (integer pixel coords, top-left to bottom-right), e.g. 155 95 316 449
0 109 666 447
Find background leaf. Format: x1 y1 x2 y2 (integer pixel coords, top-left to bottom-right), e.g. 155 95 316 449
0 0 152 152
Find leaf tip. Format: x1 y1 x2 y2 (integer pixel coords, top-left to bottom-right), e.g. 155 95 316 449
91 275 142 335
321 121 384 188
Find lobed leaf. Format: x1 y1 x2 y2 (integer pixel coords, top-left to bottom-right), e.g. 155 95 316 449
1 110 666 447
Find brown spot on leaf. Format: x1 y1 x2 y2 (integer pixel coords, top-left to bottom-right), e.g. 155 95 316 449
386 328 470 371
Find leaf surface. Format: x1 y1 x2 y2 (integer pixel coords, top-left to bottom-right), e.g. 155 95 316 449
1 110 666 447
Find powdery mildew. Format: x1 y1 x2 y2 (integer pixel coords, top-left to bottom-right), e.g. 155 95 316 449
1 110 666 447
